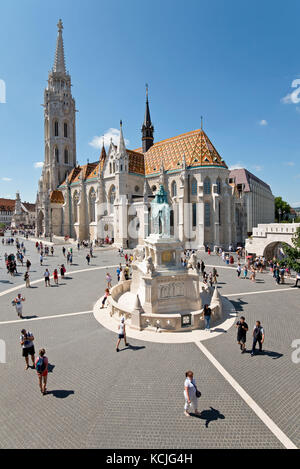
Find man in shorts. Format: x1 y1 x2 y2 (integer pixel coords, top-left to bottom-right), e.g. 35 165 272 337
236 316 248 354
20 329 35 370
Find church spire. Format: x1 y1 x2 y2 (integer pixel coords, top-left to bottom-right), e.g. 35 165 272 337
142 84 154 153
53 19 66 75
117 120 127 157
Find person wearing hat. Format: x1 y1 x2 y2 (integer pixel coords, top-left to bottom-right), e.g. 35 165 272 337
20 329 35 370
116 317 129 352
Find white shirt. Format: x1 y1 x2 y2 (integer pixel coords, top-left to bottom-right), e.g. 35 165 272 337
184 377 197 398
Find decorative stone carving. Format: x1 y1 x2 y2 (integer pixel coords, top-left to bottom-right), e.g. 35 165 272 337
187 253 198 270
159 282 184 299
146 256 155 275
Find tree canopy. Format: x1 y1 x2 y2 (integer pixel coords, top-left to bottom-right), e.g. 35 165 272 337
281 227 300 273
275 196 291 222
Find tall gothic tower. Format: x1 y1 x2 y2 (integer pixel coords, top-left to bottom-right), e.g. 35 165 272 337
43 19 76 192
141 84 154 153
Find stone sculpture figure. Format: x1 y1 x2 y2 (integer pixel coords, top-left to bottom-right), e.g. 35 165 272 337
187 253 198 270
146 256 155 275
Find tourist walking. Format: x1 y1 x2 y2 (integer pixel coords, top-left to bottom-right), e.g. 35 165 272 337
20 329 35 370
236 316 248 354
26 259 31 272
237 263 241 278
24 271 30 288
184 371 201 417
212 267 218 284
116 317 129 351
44 269 51 287
203 304 212 331
106 272 112 289
100 288 110 308
53 269 59 286
251 321 265 356
35 348 49 395
60 264 66 279
40 254 43 266
86 254 90 265
292 272 300 287
12 294 25 319
62 246 66 257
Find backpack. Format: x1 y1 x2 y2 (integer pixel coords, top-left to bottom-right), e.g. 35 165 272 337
36 357 46 374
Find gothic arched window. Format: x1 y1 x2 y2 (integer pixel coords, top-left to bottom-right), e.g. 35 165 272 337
64 122 68 138
109 185 116 213
204 177 211 195
216 178 222 195
191 178 197 196
64 148 69 164
171 180 177 197
73 191 79 223
204 202 211 227
55 147 59 163
89 188 96 223
54 120 59 137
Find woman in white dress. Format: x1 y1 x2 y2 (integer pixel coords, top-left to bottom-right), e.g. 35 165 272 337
184 371 200 417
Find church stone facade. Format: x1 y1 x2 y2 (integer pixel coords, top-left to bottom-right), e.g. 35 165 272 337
36 20 274 249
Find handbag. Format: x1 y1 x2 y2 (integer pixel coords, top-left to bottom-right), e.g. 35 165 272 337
194 382 201 398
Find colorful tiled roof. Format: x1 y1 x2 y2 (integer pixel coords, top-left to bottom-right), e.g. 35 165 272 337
127 150 145 175
140 129 227 175
50 190 65 204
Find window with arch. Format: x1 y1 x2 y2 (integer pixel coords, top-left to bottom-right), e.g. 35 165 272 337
55 147 59 163
216 178 222 195
204 177 211 195
204 202 211 227
64 148 69 164
54 120 59 137
191 178 197 196
89 188 96 223
64 122 68 138
73 191 79 223
109 185 116 213
218 202 221 225
45 145 49 165
171 180 177 197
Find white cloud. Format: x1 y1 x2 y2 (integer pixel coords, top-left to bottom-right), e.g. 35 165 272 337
229 162 244 171
259 119 268 126
252 165 263 172
1 177 12 182
34 162 44 169
291 202 300 207
281 78 300 104
285 161 295 166
89 127 130 150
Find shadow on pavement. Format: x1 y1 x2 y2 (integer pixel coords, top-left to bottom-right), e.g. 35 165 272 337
119 345 146 352
47 390 74 398
230 298 248 312
192 406 225 427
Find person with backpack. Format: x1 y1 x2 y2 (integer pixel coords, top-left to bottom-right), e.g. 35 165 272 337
20 329 35 370
35 348 48 395
26 258 31 272
86 253 90 265
251 321 265 356
236 316 248 354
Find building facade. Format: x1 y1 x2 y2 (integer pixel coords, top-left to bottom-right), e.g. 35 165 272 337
0 193 35 228
36 20 274 250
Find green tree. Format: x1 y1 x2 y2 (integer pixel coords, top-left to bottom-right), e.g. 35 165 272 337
275 196 291 222
281 227 300 273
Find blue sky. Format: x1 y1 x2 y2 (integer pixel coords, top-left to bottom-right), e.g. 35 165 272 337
1 0 300 206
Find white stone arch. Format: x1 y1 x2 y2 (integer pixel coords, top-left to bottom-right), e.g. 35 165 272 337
263 241 292 260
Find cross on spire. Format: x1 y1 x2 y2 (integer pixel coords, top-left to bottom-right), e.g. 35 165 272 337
53 19 66 75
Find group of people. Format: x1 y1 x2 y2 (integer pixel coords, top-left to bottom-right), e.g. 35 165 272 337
19 328 49 395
